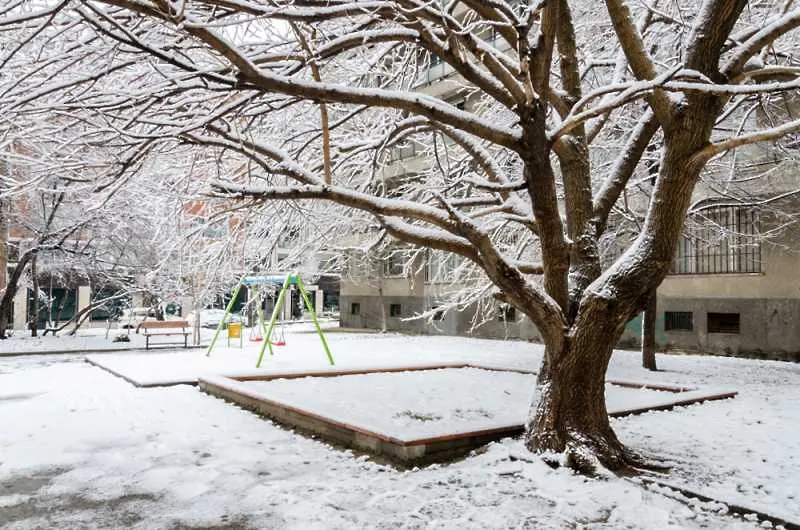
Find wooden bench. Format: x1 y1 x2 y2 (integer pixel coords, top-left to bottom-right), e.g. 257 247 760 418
138 320 191 350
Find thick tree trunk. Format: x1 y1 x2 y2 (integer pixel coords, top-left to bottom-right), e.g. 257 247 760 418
642 291 658 371
526 336 629 472
526 296 645 473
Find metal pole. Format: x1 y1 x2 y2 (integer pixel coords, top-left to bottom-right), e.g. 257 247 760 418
256 275 291 367
296 276 335 366
206 281 243 356
255 286 269 338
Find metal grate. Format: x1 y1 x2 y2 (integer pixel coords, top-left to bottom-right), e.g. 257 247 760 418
665 311 693 331
672 206 761 275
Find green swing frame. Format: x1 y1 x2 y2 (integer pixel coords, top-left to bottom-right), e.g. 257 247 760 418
206 273 334 367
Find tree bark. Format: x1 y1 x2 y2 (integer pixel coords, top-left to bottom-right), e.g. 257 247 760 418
0 249 36 339
642 290 658 371
30 254 39 337
0 188 7 336
526 310 633 472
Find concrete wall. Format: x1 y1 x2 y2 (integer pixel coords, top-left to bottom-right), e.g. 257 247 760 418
659 241 800 300
341 224 800 359
340 294 426 332
647 224 800 359
619 297 800 361
659 297 800 359
340 293 543 342
343 289 798 360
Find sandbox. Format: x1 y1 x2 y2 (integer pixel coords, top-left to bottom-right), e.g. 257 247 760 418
199 364 736 465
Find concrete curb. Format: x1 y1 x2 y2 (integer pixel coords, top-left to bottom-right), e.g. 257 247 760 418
1 344 207 358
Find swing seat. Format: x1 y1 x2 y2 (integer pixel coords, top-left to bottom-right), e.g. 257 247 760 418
270 339 286 346
250 336 264 342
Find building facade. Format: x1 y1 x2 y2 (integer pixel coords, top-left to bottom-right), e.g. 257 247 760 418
339 30 800 361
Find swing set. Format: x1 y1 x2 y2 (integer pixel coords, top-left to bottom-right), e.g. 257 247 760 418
206 274 335 368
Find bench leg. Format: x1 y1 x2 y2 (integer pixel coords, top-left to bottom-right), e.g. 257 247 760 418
146 336 150 350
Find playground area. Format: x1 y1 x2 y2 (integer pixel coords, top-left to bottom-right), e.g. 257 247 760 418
1 326 799 528
83 320 736 467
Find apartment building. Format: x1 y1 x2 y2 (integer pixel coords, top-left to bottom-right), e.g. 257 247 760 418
339 30 800 360
641 142 800 359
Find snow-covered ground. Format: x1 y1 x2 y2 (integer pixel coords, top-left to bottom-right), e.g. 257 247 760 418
0 320 338 357
0 325 214 355
0 328 798 529
0 326 155 354
237 368 721 440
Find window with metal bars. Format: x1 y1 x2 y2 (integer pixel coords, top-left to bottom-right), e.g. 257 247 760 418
664 311 693 331
671 206 761 274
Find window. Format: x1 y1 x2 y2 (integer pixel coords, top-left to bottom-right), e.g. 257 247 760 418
29 288 76 327
383 252 405 277
672 206 760 274
431 306 445 321
390 303 402 317
665 311 693 331
708 313 740 334
498 304 516 322
425 250 463 282
350 302 361 315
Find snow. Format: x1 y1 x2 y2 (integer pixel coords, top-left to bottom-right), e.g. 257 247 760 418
235 367 729 440
0 329 798 528
0 324 215 356
0 327 154 355
84 325 540 386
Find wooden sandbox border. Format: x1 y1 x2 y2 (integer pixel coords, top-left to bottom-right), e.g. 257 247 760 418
198 364 737 465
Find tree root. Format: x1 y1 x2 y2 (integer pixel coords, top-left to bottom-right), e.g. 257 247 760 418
526 429 671 477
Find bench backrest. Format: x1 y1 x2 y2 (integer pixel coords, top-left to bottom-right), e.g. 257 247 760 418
139 320 190 330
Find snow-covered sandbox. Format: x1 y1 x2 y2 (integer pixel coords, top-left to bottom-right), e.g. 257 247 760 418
199 365 736 465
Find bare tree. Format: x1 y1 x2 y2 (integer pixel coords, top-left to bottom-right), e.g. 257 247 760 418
1 0 799 472
0 176 94 337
